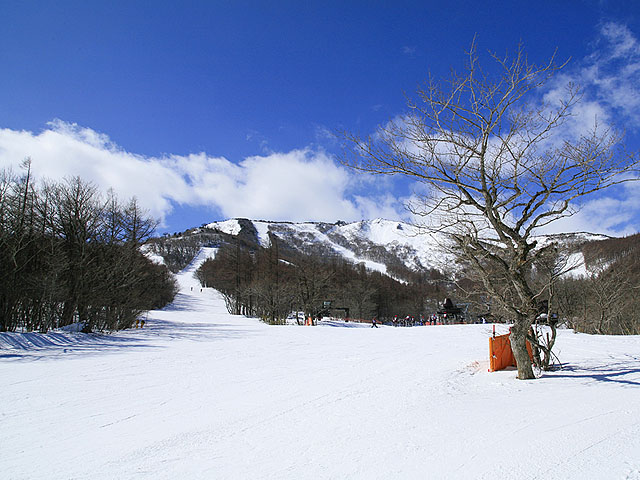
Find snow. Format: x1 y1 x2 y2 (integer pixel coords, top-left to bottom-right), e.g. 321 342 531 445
2 248 640 479
205 218 242 236
563 252 589 278
205 218 435 274
200 219 611 281
312 225 389 274
141 244 165 265
336 218 454 271
339 218 417 246
256 220 391 274
253 220 271 247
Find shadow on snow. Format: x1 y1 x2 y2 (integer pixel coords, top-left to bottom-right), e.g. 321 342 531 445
543 360 640 387
0 309 257 362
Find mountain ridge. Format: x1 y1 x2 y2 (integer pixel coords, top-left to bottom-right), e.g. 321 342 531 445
189 218 609 280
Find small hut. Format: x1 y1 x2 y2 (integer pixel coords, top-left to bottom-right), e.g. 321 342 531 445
437 298 464 324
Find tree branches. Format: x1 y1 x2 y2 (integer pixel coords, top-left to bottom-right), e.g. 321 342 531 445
342 41 639 379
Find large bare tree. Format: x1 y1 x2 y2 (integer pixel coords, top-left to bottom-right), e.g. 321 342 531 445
343 42 639 379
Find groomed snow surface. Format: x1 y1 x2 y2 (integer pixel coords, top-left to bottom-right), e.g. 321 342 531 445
2 249 640 479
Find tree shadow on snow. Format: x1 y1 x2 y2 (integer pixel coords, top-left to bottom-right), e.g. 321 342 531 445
0 331 156 361
0 285 257 362
161 290 228 315
0 317 257 362
543 361 640 387
161 293 196 312
143 316 258 343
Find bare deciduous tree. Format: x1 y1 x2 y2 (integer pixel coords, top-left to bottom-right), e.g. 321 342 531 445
343 41 639 379
0 168 177 333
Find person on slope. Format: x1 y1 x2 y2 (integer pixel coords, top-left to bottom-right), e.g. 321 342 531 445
371 316 379 328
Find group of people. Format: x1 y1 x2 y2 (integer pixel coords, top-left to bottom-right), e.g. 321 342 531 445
391 315 429 327
370 314 438 328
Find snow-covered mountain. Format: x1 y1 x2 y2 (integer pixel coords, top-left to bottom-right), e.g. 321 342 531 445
196 218 607 279
202 218 453 276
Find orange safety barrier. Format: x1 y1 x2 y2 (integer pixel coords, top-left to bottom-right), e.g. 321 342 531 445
489 331 533 372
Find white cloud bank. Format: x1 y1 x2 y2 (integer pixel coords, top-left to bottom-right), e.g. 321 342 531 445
0 120 406 227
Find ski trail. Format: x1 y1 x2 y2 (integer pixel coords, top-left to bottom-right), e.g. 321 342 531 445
148 246 259 327
175 247 218 292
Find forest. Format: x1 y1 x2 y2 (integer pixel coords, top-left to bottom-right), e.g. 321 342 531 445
554 234 640 335
0 163 177 333
195 233 445 325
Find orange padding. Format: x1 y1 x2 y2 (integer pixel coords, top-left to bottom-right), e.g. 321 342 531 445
489 334 533 372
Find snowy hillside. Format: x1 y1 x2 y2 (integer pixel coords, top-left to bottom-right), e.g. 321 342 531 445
203 218 607 278
2 248 639 479
206 218 458 275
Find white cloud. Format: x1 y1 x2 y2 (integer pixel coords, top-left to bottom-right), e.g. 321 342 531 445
191 149 361 222
600 22 640 59
536 181 640 237
353 194 409 222
2 23 638 236
0 120 405 227
402 46 417 57
387 25 640 237
557 22 640 130
0 122 187 220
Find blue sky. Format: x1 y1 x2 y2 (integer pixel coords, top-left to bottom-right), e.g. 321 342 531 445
1 1 640 235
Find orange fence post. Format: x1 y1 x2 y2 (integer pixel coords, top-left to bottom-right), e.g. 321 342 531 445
489 331 534 372
489 334 516 372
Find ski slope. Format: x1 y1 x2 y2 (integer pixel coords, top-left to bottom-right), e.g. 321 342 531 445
1 249 640 479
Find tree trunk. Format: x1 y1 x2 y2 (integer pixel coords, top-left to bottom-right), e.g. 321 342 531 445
60 298 75 327
542 325 557 371
510 320 535 380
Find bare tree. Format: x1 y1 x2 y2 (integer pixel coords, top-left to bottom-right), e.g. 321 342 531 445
54 177 105 327
582 255 639 335
122 197 157 247
342 275 377 320
343 41 639 379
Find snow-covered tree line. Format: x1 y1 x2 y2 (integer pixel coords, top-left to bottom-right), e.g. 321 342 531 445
195 234 444 324
0 162 177 333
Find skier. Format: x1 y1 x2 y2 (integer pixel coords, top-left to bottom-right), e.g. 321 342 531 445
371 316 378 328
